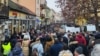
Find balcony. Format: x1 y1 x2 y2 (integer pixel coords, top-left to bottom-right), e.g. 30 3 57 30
40 4 46 9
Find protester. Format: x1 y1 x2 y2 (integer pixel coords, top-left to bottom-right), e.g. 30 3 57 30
1 37 11 56
22 34 30 56
32 38 44 56
59 43 73 56
44 33 54 53
91 44 100 56
74 46 85 56
75 34 86 46
91 33 100 56
10 32 18 48
8 41 24 56
49 37 63 56
1 25 100 56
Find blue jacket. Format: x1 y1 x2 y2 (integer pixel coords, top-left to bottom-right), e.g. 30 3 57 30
8 46 24 56
50 42 63 56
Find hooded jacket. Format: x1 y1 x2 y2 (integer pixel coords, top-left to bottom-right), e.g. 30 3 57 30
75 35 86 46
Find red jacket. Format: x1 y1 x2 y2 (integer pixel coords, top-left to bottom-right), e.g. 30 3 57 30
75 34 86 46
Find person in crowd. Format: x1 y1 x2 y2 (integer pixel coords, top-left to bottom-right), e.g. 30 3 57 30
44 33 55 56
88 34 95 52
32 37 44 56
1 37 12 56
59 43 73 56
8 41 24 56
91 43 100 56
10 32 18 48
69 36 88 56
84 32 90 46
62 36 68 45
74 46 85 56
49 37 63 56
91 33 100 56
75 34 86 46
29 28 36 56
22 34 30 56
69 37 79 54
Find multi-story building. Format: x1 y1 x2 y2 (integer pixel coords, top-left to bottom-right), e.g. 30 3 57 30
0 0 36 34
40 0 47 19
12 0 36 14
10 0 37 32
0 0 48 33
12 0 43 17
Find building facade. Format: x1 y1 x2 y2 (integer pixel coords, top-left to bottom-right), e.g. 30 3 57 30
11 0 36 14
0 0 9 34
0 0 36 34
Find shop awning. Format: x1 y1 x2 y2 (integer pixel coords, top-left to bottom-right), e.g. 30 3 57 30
8 0 36 16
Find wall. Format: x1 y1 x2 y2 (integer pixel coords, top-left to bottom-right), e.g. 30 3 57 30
40 0 46 4
36 0 40 17
12 0 36 15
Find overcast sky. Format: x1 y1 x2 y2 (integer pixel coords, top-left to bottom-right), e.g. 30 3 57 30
46 0 61 12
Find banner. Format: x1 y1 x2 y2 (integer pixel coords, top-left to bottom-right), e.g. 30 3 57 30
86 25 96 31
65 26 80 33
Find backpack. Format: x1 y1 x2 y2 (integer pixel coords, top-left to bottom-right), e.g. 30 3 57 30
32 48 38 56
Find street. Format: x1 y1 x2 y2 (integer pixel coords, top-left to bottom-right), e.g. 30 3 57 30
0 0 100 56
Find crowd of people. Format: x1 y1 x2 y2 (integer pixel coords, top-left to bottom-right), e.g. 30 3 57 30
1 27 100 56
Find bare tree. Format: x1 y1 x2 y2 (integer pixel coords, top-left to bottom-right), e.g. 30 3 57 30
56 0 90 24
91 0 100 30
56 0 100 30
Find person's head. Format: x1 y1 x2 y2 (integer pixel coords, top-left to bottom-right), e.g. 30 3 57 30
74 46 83 56
68 30 70 33
76 32 79 34
68 34 72 38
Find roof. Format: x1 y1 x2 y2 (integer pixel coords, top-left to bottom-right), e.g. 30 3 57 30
8 0 36 16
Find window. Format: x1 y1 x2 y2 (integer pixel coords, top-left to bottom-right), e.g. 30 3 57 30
37 0 39 4
4 0 6 5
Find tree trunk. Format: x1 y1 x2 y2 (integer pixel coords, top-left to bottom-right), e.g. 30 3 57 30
94 9 99 31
